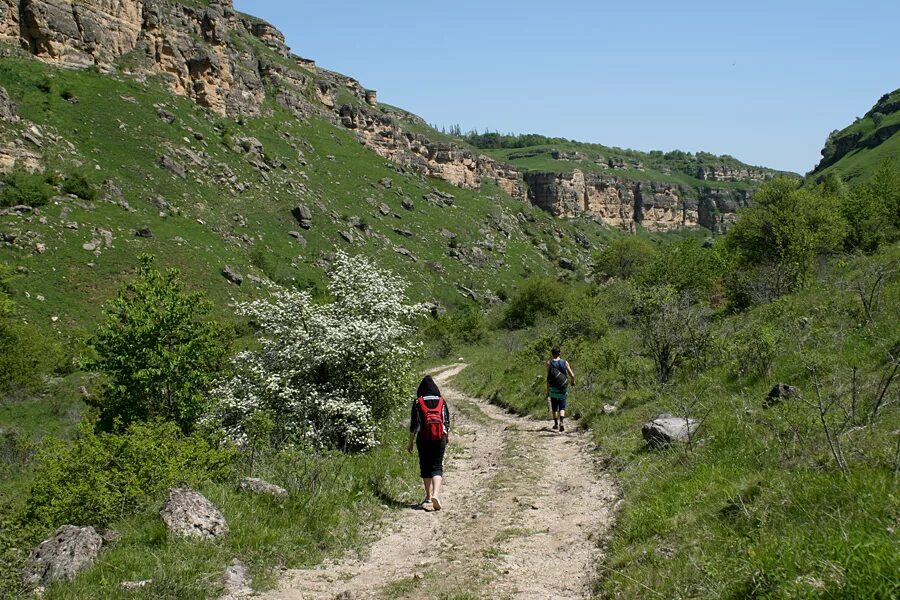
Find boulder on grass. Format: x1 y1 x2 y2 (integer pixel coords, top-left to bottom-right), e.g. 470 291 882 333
160 487 229 539
641 414 698 447
23 525 103 587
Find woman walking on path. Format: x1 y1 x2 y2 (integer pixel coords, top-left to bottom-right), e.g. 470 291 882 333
407 375 451 511
546 347 576 432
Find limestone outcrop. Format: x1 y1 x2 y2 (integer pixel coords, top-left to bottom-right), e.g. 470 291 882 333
523 169 752 233
338 104 526 198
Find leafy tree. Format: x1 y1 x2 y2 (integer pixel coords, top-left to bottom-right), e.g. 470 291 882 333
725 177 846 301
87 255 227 433
635 287 711 383
593 236 656 281
637 238 725 299
503 277 567 329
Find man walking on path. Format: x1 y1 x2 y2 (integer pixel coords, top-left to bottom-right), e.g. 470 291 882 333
408 375 451 511
546 347 575 432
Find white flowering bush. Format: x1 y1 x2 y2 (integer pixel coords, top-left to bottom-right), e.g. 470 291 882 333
210 253 424 451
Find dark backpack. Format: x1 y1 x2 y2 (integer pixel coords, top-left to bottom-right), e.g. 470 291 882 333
418 396 446 441
548 360 568 389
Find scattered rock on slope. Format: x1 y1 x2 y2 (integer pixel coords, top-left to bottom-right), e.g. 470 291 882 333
291 204 312 229
764 383 802 407
23 525 103 587
0 86 17 121
222 266 243 286
159 487 229 539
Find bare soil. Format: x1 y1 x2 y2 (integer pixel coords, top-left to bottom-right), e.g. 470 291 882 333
259 363 619 600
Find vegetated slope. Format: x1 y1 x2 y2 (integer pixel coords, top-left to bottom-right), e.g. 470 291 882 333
0 60 609 334
456 243 900 599
811 88 900 181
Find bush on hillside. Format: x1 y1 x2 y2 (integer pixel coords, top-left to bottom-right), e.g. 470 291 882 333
503 277 567 329
0 170 55 208
86 255 228 433
210 253 423 452
592 236 656 281
61 171 96 200
25 420 235 529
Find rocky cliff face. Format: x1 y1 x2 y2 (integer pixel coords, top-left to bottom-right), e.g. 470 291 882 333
0 0 298 116
524 170 750 233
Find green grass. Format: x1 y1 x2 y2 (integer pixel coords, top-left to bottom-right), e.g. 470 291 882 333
28 423 419 600
455 245 900 599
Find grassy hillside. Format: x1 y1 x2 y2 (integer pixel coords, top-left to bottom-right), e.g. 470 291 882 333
0 56 615 335
811 88 900 182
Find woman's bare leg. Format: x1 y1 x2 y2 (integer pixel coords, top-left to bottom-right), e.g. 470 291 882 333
422 478 432 501
432 475 442 500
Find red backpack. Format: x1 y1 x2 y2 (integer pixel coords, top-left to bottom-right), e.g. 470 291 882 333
417 396 446 441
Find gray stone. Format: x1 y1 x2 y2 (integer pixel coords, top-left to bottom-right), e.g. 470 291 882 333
0 86 17 122
291 205 312 229
440 228 457 239
558 258 575 271
378 203 391 216
393 228 412 238
641 414 699 447
23 525 103 587
401 198 414 211
135 227 153 238
339 230 354 243
221 558 251 597
158 155 186 178
238 477 287 497
160 487 229 539
602 404 618 415
222 266 243 286
120 579 152 590
378 177 392 188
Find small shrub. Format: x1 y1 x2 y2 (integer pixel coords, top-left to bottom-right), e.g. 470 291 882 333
25 420 236 529
61 171 96 200
726 321 781 378
211 252 423 452
0 170 55 208
0 319 65 395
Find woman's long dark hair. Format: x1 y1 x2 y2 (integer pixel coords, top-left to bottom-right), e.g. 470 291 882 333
416 375 441 398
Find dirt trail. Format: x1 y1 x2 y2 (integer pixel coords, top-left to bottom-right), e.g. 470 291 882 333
261 363 619 600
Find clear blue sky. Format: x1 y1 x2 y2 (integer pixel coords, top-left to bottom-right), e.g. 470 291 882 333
234 0 900 174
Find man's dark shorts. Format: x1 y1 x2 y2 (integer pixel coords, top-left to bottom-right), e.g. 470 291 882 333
550 397 567 412
416 436 446 478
